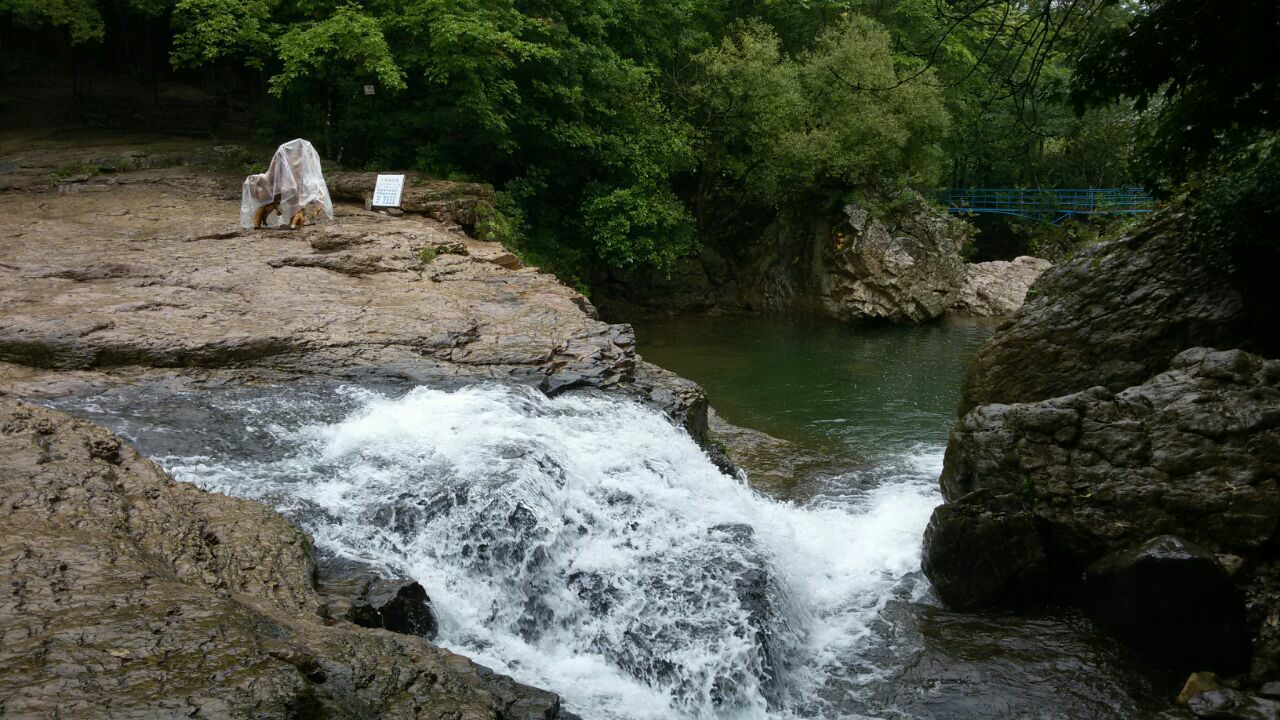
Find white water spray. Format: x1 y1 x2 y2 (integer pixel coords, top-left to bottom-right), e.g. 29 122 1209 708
164 385 943 719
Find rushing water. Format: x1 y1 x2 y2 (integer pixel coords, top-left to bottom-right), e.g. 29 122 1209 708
51 316 1178 719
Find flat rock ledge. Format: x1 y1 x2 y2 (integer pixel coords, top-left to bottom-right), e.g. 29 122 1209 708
0 167 707 439
0 396 576 719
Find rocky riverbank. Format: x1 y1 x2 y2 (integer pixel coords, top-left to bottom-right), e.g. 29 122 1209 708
921 209 1280 716
597 190 1050 323
0 138 713 717
0 396 575 719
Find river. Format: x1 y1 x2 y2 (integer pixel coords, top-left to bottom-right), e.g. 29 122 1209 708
51 315 1179 719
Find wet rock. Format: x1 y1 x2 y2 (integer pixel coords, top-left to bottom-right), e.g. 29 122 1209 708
0 398 573 718
921 489 1048 610
630 360 710 443
925 345 1280 676
855 601 1192 719
1260 682 1280 699
951 255 1052 317
1186 689 1280 720
317 557 438 639
1086 536 1250 675
357 580 438 639
960 213 1248 413
706 409 853 497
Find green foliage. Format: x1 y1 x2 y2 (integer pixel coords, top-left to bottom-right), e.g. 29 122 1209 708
583 180 694 271
684 17 948 248
271 5 405 96
1188 134 1280 274
17 0 1230 282
0 0 106 43
171 0 276 70
695 18 947 200
473 192 525 246
1071 0 1280 191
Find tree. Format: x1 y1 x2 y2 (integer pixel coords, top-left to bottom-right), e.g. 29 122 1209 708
683 17 948 245
1070 0 1280 190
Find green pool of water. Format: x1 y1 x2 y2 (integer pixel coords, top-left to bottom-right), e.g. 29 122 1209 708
634 314 997 461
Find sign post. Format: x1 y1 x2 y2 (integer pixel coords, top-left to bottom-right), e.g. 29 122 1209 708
372 174 405 209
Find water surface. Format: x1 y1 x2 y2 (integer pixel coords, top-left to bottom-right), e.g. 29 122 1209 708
47 314 1181 719
634 315 996 461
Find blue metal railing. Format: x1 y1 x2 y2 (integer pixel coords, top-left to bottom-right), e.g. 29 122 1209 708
939 187 1154 224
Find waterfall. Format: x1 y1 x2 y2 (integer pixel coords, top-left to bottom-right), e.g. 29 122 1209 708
133 384 942 719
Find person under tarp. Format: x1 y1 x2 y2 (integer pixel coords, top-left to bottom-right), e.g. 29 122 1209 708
240 138 334 229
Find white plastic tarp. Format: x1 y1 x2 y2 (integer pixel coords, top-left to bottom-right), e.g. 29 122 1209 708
239 138 334 228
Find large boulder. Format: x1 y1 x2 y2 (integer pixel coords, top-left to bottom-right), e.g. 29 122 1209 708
0 397 573 719
951 255 1052 317
325 171 496 229
1085 536 1250 675
923 347 1280 676
921 490 1048 610
960 213 1248 413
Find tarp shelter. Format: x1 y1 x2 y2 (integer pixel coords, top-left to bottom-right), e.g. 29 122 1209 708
240 139 334 228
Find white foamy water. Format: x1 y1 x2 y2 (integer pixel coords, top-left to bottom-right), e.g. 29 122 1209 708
162 385 943 719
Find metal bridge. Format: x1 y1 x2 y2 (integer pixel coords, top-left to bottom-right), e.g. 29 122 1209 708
939 187 1154 224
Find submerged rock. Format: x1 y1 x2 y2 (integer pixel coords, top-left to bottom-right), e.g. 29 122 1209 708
854 601 1191 719
1085 536 1250 675
0 397 572 718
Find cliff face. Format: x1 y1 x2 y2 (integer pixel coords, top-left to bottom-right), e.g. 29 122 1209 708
598 190 1049 323
922 211 1280 686
739 192 970 323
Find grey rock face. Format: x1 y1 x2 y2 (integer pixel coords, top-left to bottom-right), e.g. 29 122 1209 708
728 190 971 323
1085 536 1250 675
960 213 1247 413
936 348 1280 564
923 347 1280 676
816 194 970 323
921 490 1048 610
952 256 1052 317
0 397 572 719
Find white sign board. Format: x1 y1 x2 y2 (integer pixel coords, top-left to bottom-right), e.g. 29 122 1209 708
363 85 375 95
372 174 404 208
